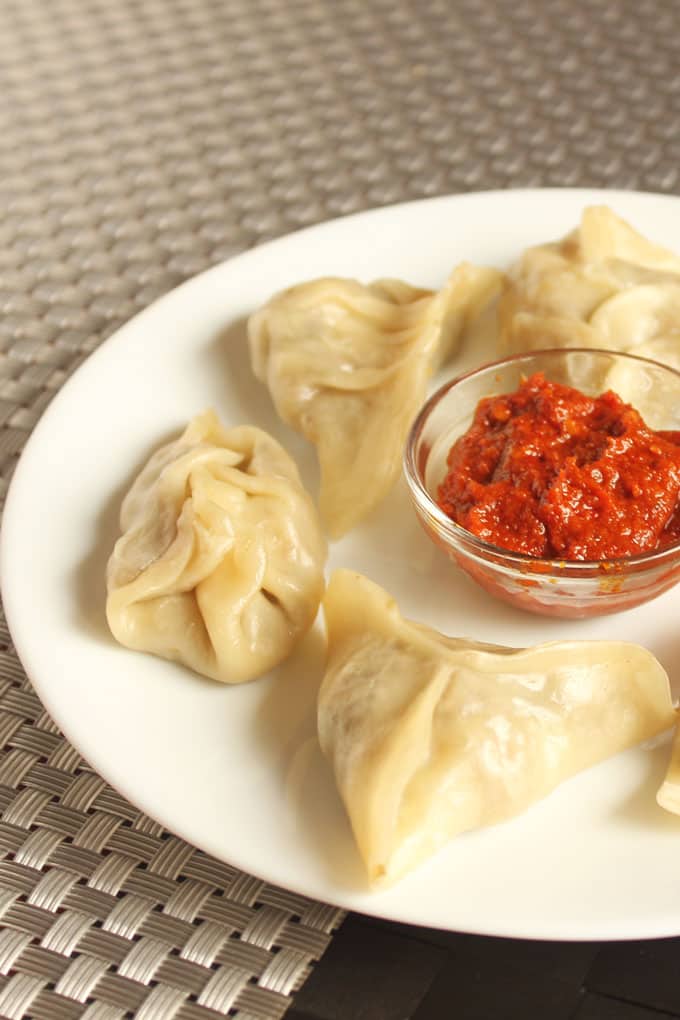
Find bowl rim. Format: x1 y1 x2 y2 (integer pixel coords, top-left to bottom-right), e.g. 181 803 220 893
403 346 680 574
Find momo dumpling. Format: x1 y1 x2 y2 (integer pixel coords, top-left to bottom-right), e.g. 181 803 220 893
499 206 680 371
589 284 680 374
656 715 680 816
106 411 326 684
318 570 674 887
248 264 501 537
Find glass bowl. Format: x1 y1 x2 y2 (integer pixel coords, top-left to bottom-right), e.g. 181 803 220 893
404 348 680 618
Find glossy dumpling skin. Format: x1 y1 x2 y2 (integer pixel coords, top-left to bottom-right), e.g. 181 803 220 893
248 265 501 537
499 205 680 370
318 570 674 887
106 411 327 684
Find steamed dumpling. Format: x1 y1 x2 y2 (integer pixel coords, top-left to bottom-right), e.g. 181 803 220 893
106 411 327 684
318 570 674 887
590 283 680 370
248 264 501 537
499 206 680 370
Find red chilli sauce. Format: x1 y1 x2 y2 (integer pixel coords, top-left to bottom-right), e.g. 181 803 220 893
437 372 680 561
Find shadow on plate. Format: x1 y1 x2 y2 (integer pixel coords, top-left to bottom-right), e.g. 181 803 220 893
285 733 368 894
216 316 279 433
645 630 680 701
253 621 369 892
610 737 680 833
253 622 326 772
216 316 320 497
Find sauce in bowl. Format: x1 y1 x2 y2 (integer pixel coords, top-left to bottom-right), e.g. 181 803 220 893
436 372 680 561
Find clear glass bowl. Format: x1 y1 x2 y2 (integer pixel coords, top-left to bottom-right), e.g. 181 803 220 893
404 348 680 618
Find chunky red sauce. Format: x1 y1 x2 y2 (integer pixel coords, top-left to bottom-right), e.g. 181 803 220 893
437 373 680 561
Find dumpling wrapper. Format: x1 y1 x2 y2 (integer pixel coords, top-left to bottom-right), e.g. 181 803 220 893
499 205 680 374
656 715 680 816
318 569 674 887
579 205 680 271
590 284 680 419
248 264 501 537
106 411 327 684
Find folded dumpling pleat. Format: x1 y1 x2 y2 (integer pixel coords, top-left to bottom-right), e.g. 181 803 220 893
248 264 501 537
499 205 680 372
318 570 674 887
106 411 327 683
578 204 680 271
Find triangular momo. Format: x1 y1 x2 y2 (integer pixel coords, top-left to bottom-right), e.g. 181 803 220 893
248 264 501 537
318 570 674 887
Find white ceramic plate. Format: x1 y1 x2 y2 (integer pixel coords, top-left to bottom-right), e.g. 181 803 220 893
4 189 680 941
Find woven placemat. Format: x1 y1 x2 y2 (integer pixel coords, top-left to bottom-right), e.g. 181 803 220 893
2 0 680 1016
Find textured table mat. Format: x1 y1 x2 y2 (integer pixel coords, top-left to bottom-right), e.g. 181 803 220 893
2 0 680 1017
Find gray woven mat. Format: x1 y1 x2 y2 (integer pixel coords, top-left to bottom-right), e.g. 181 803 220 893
1 0 680 1016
